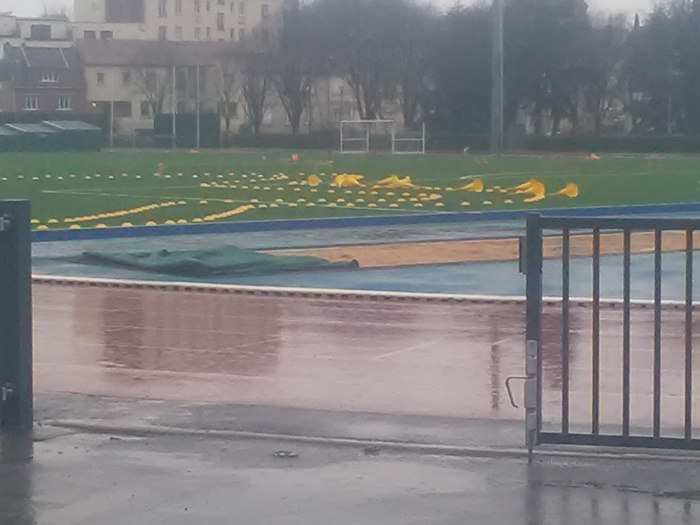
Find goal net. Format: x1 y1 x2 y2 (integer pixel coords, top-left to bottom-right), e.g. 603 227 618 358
339 120 425 154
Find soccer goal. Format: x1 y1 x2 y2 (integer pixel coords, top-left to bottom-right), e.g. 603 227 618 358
339 120 425 154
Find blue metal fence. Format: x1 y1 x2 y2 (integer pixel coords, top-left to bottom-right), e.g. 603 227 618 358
525 213 700 455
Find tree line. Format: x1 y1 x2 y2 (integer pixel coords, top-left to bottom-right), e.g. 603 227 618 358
227 0 700 137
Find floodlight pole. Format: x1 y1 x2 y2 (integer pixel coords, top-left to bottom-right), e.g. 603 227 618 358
196 65 201 149
490 0 505 155
171 64 177 150
109 100 114 149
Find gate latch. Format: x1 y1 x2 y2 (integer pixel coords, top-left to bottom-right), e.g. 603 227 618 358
1 383 15 402
0 215 11 232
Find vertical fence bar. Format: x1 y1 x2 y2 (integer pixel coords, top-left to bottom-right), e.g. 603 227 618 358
622 229 631 437
653 229 662 438
561 228 570 434
592 228 601 435
685 228 693 440
526 214 543 449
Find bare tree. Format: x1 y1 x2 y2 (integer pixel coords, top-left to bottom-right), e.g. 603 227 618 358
238 47 270 135
132 67 172 116
41 1 69 18
582 16 628 134
269 1 316 135
394 3 435 127
214 53 240 140
312 0 410 120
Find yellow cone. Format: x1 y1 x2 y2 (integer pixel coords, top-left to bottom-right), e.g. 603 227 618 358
553 182 579 198
307 174 321 186
373 175 417 189
460 179 484 192
510 178 538 192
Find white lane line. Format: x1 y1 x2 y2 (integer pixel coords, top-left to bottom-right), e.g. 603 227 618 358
371 340 436 360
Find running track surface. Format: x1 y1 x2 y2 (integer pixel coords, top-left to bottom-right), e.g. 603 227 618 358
35 282 700 436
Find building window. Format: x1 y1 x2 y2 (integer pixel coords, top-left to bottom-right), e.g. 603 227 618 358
159 26 168 40
261 3 269 19
195 27 201 40
114 101 133 118
100 30 113 39
57 95 73 111
176 0 182 14
230 1 235 12
217 13 225 30
84 30 96 39
194 0 200 13
41 71 58 83
239 27 245 39
97 72 105 86
261 28 269 44
24 95 40 111
122 71 131 85
175 26 183 39
159 0 168 17
145 72 158 90
238 1 245 15
230 28 235 39
30 24 52 40
141 101 151 118
206 1 211 11
219 101 238 117
206 27 211 39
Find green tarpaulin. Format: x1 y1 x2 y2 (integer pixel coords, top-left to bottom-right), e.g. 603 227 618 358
81 245 359 277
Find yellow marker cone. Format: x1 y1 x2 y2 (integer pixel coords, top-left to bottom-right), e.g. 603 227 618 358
373 175 418 189
307 174 321 186
553 182 579 198
509 178 538 192
460 179 484 192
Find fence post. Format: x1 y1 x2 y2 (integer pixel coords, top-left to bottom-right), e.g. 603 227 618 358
525 213 543 463
0 200 33 429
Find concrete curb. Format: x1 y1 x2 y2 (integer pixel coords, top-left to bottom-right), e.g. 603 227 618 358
32 275 700 310
44 419 700 463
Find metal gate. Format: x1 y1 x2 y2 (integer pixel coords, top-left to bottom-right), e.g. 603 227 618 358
522 213 700 460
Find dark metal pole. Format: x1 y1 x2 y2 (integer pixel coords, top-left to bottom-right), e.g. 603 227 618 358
490 0 504 154
0 200 33 429
561 228 570 435
172 64 177 149
525 213 543 462
592 228 601 435
196 65 201 150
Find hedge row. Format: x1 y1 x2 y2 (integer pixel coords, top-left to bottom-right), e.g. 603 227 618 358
525 135 700 154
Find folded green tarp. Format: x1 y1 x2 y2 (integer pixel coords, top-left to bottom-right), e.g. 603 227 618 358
81 245 359 277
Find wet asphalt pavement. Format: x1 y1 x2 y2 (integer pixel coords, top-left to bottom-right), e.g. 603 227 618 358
1 393 700 525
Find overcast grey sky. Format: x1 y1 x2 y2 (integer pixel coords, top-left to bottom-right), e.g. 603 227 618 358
3 0 655 18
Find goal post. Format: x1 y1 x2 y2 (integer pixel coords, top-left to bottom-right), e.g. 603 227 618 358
339 120 425 154
392 122 426 155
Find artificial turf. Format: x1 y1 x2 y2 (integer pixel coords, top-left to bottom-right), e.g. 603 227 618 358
0 149 698 229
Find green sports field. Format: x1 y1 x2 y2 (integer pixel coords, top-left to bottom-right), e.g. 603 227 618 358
0 150 698 229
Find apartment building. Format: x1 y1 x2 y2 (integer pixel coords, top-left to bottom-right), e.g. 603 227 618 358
0 14 75 58
73 0 284 42
2 45 87 113
77 39 232 134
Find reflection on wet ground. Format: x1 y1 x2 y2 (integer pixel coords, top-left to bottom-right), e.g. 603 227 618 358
4 429 700 525
34 283 700 436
